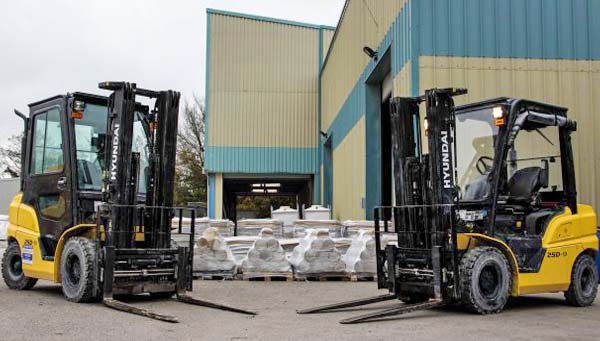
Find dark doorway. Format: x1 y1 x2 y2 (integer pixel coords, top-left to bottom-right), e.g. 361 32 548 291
380 95 392 207
222 175 312 223
323 136 333 209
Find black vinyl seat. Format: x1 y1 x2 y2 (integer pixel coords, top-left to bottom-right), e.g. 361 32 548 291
507 167 547 203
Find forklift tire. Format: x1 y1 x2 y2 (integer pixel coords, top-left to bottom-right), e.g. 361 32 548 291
1 242 38 290
459 246 511 314
60 237 97 303
564 254 598 307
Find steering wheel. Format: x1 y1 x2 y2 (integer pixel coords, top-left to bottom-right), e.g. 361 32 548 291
476 156 493 175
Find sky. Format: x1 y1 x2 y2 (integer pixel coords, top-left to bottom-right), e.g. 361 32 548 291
0 0 345 143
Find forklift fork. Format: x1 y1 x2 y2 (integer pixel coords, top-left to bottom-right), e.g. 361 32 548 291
101 245 256 323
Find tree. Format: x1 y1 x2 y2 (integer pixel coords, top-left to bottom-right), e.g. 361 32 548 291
174 97 207 206
0 134 23 178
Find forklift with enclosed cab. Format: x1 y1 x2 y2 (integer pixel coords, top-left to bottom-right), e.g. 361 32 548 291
1 81 255 322
298 88 598 323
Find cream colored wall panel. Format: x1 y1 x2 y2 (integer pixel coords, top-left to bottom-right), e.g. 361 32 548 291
208 13 320 148
332 116 365 220
321 0 369 131
393 62 411 97
419 56 600 213
322 29 334 63
210 92 317 147
321 0 407 132
215 173 224 219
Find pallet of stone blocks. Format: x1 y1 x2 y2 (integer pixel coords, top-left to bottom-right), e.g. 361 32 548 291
341 220 375 237
289 229 346 280
192 227 237 279
241 228 293 281
342 230 378 281
172 217 234 237
293 220 342 238
237 219 284 238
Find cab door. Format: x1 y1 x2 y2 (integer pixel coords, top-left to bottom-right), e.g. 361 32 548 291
22 97 73 255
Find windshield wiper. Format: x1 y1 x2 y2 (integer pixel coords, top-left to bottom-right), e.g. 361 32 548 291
535 128 554 146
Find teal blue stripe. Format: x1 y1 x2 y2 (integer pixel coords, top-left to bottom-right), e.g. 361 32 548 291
326 3 411 150
410 0 420 96
205 147 318 174
208 174 215 219
207 8 336 31
417 0 600 60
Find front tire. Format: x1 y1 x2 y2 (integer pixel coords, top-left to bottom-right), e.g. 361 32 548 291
460 246 511 314
564 254 598 307
1 242 38 290
60 237 98 302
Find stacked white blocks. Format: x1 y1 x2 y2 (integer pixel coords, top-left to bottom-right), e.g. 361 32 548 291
241 228 291 273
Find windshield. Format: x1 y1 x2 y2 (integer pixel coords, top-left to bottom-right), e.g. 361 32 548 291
455 108 499 201
74 102 150 194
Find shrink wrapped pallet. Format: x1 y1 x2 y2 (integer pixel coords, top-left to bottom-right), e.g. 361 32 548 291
171 217 234 237
241 228 291 273
342 220 374 238
237 219 284 238
293 220 342 238
193 227 236 272
342 230 377 273
225 236 258 263
271 206 298 238
289 229 345 274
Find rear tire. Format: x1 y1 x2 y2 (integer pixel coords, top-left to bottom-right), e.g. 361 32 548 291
1 242 38 290
564 254 598 307
460 246 511 314
60 237 98 302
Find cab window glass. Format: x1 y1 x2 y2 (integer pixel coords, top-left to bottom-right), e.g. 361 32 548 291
31 108 64 174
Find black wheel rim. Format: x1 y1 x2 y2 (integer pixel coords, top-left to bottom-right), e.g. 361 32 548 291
65 253 82 286
580 266 595 297
8 253 23 280
479 263 502 299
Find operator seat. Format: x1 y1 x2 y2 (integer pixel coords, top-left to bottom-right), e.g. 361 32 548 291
507 167 547 204
506 166 552 235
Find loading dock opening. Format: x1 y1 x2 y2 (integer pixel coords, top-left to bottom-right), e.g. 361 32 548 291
221 175 313 223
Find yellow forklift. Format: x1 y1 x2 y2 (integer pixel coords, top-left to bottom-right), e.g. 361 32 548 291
299 89 598 323
2 82 255 322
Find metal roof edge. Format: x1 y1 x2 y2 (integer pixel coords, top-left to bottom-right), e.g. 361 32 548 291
206 8 336 31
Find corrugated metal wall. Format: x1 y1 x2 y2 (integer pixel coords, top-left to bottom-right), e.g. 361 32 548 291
332 116 366 220
206 11 333 174
322 29 334 63
420 57 600 212
415 0 600 212
209 13 319 148
320 0 600 218
320 0 411 218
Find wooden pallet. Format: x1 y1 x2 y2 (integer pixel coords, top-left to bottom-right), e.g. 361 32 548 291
242 272 294 282
348 273 377 282
193 271 236 280
294 272 350 282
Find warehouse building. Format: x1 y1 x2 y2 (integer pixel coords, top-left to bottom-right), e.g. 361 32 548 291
204 9 334 219
206 1 600 220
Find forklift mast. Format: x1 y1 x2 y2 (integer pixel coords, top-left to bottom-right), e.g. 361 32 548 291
378 88 466 300
99 81 180 249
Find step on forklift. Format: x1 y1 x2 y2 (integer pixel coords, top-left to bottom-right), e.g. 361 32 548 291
298 88 598 323
1 81 255 322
